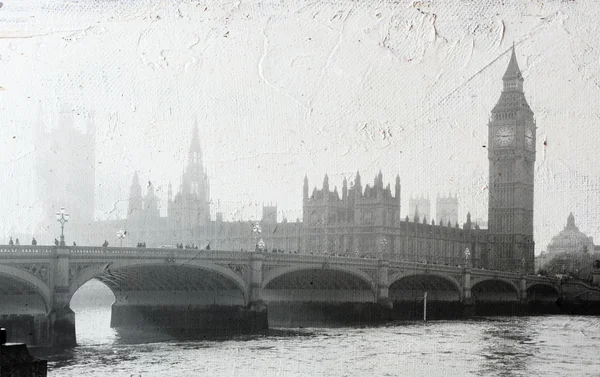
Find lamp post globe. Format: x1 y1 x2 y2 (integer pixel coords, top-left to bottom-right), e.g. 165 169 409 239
465 248 471 268
252 222 262 252
55 207 69 247
380 236 387 259
117 229 126 247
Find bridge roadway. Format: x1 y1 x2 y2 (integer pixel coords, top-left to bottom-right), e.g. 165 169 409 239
0 245 560 347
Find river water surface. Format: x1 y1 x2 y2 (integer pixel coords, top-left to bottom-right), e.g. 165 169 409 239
43 282 600 377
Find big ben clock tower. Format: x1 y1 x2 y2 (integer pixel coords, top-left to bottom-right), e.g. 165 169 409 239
488 46 536 273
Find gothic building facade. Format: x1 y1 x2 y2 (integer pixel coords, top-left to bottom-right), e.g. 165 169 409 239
80 46 534 273
302 172 401 255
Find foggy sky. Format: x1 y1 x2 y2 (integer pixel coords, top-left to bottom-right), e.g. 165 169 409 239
1 0 599 253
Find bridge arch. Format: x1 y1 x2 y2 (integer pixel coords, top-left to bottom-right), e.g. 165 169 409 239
389 271 462 293
261 265 377 301
527 282 559 299
262 265 375 292
388 271 462 301
0 265 52 311
69 259 249 305
471 277 520 301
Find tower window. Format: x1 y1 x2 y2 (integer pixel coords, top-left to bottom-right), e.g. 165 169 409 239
191 182 199 195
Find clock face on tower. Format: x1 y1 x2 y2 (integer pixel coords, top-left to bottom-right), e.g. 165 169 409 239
494 126 515 147
525 127 534 150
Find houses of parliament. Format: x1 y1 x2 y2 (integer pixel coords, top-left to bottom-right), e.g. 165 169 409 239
33 47 536 274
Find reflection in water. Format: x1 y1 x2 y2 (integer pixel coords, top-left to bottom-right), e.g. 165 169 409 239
41 282 600 377
477 318 537 377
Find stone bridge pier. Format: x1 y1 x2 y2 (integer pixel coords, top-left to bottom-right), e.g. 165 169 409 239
47 248 76 348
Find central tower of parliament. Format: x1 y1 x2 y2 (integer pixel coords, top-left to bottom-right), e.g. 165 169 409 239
75 47 535 274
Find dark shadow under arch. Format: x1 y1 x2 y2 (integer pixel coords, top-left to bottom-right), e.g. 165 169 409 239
389 274 461 301
264 268 373 292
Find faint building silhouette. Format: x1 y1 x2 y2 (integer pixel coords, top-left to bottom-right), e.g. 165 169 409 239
547 213 594 256
436 194 458 227
167 121 211 231
262 204 277 224
408 195 431 222
33 105 96 243
78 47 538 273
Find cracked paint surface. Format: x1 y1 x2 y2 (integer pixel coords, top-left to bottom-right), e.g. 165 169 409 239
0 0 599 252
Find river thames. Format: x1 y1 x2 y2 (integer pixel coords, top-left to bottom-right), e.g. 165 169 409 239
41 282 600 377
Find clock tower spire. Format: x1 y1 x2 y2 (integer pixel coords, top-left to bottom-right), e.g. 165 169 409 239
487 46 536 273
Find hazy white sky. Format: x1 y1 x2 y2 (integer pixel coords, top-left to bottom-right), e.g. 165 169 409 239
0 0 599 253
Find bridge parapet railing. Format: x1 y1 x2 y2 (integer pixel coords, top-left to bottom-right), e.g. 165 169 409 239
388 260 466 272
470 269 522 280
0 245 54 255
70 246 174 256
68 247 251 260
261 252 379 266
526 275 560 285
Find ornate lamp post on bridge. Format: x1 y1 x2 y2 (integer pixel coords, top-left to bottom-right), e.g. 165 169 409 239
380 236 387 260
465 247 471 268
55 207 69 247
117 229 126 247
252 222 262 252
463 247 473 307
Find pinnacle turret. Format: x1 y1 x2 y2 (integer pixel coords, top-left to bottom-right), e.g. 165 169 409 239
502 44 523 82
189 120 203 165
128 171 143 219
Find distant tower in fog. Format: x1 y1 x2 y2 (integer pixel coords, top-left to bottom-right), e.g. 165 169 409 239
408 195 431 222
34 104 96 242
262 204 278 224
128 171 143 221
436 194 458 226
167 122 211 230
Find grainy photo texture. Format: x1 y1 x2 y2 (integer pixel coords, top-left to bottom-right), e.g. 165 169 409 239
1 1 600 376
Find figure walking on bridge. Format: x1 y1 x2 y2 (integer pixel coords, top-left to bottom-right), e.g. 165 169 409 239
31 237 37 245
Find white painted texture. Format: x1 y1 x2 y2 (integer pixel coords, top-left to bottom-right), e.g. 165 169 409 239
0 0 599 254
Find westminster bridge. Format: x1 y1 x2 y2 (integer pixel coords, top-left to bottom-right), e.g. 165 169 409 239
0 245 561 347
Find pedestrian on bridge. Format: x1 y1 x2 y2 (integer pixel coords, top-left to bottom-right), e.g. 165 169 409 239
15 238 19 245
31 237 37 245
8 237 13 245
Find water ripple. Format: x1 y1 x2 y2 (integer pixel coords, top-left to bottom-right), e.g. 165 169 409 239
39 308 600 377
